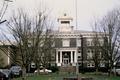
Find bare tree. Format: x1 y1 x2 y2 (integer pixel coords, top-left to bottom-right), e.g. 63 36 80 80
40 30 54 69
0 8 53 79
90 20 105 73
91 32 101 73
94 8 120 76
29 21 55 74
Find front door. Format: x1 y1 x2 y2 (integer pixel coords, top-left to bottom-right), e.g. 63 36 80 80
63 58 69 66
62 52 70 67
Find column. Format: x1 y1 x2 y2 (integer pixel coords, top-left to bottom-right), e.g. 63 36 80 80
56 51 58 63
74 51 77 63
71 51 73 63
60 51 62 63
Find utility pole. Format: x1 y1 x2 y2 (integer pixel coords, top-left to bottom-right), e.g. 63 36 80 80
81 35 84 74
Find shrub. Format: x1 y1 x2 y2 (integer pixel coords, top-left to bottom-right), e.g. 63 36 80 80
47 66 59 73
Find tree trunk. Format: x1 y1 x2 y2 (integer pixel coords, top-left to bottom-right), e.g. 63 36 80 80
22 67 27 80
95 68 98 74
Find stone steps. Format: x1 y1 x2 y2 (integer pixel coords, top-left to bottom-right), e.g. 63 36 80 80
59 66 76 73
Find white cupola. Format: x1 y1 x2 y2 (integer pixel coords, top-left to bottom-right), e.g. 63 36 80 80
58 13 73 32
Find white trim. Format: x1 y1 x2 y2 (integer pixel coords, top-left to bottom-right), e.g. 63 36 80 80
56 51 58 63
60 51 62 63
71 51 73 63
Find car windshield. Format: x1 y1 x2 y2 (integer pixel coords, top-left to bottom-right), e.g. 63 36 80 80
11 66 21 71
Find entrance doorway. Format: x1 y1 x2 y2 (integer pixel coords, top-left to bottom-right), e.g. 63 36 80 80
63 58 69 66
62 52 70 66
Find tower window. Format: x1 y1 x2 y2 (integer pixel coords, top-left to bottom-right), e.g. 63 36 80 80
61 21 70 24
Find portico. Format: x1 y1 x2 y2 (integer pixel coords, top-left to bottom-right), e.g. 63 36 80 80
56 48 77 67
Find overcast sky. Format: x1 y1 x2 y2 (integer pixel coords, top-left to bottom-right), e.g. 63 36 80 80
1 0 120 31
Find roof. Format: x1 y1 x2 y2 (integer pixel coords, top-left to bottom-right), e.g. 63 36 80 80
57 13 73 21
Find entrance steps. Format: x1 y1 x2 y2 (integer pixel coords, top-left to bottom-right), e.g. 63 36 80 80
59 66 76 73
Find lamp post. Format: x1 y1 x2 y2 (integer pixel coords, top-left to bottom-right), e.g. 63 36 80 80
0 20 7 24
0 0 12 24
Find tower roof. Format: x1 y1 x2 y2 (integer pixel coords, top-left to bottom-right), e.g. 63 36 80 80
57 13 73 21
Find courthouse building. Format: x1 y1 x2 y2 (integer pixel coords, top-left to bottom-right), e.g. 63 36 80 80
52 14 106 71
0 14 107 72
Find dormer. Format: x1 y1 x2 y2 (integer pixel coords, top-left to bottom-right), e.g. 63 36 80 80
58 13 73 32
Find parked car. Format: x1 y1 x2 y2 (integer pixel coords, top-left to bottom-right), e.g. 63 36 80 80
0 69 11 80
34 69 52 73
0 71 6 80
10 66 22 77
111 68 120 75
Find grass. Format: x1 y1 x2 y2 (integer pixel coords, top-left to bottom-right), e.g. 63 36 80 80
12 72 120 80
81 73 120 80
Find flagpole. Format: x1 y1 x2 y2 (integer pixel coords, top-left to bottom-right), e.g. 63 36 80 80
75 0 78 30
75 0 79 75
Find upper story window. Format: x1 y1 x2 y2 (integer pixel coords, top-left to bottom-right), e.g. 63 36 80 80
78 50 81 53
52 42 55 47
62 39 70 47
87 49 90 53
87 41 91 46
77 39 81 47
87 39 93 46
87 49 93 59
61 21 70 24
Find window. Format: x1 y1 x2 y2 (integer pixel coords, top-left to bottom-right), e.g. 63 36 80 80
62 39 70 47
91 50 94 53
100 63 105 67
87 50 90 53
87 39 92 46
51 56 55 60
78 56 81 58
92 64 95 67
87 63 90 67
87 63 95 67
52 42 55 47
87 41 91 46
87 50 92 59
100 40 103 46
77 39 81 46
78 50 81 53
61 21 70 24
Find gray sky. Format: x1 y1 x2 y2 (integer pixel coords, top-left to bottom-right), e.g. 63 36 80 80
2 0 120 31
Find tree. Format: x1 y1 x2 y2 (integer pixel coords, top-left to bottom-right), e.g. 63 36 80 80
40 30 54 69
91 21 105 73
0 9 53 79
94 8 120 76
92 32 101 73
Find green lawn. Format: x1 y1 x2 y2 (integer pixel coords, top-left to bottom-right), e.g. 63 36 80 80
12 73 120 80
80 73 120 80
